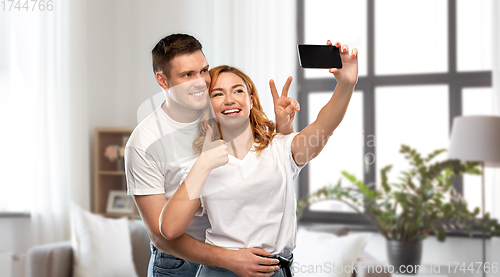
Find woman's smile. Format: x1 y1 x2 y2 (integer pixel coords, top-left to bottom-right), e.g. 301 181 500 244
210 72 253 122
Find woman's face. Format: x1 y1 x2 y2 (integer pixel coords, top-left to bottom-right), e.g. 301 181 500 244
210 72 253 126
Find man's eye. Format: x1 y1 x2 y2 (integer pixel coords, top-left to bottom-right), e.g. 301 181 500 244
183 73 191 77
201 69 208 73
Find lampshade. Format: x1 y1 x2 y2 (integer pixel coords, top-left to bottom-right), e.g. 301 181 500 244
448 116 500 166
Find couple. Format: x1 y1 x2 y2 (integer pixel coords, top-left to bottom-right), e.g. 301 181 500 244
125 33 358 277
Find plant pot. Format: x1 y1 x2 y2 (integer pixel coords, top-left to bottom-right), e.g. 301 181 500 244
386 240 422 275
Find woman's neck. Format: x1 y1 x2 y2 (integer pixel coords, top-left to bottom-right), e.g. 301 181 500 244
220 121 254 160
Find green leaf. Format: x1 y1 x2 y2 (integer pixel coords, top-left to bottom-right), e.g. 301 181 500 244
355 180 375 198
341 171 357 184
425 149 447 163
381 165 393 193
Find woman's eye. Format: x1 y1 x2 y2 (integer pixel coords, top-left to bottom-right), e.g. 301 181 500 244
235 89 243 94
212 92 222 97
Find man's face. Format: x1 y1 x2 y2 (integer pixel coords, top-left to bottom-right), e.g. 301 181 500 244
165 50 211 111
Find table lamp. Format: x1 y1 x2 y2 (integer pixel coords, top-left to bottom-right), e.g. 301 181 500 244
448 115 500 277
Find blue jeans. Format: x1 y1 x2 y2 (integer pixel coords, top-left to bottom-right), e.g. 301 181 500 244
148 243 200 277
196 252 293 277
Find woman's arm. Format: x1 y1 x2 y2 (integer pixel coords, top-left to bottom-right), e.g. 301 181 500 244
291 41 358 166
159 126 229 240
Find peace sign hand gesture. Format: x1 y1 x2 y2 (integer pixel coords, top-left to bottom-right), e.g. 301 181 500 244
270 76 300 135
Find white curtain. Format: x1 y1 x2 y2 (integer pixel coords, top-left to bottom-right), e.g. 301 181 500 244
0 1 89 244
492 0 500 219
203 0 297 117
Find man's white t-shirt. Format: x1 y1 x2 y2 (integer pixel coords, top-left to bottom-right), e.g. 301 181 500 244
183 133 305 255
125 103 210 241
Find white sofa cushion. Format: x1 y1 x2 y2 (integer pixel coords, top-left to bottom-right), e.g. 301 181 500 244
293 228 371 277
71 203 138 277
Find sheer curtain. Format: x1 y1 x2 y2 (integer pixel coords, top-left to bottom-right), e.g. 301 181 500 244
492 0 500 219
0 1 89 244
203 0 297 116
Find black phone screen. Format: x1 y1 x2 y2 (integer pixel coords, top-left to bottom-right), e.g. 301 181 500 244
297 44 342 69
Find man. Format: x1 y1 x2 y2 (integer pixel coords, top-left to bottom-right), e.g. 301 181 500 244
125 33 299 277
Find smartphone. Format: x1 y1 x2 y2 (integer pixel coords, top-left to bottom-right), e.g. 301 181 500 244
297 44 342 69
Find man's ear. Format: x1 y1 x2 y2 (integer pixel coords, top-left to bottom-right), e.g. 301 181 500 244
156 72 169 90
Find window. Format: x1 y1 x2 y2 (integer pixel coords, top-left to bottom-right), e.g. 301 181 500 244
297 0 492 224
307 92 363 213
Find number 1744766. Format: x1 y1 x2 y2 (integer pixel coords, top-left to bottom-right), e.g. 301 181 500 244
1 0 54 11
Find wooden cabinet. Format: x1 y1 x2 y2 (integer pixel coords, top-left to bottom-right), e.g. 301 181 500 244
93 127 139 218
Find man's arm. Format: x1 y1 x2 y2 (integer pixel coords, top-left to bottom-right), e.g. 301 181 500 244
134 193 279 277
134 194 218 262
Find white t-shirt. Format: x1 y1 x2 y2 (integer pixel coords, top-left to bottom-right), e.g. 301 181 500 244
125 103 210 241
183 133 305 254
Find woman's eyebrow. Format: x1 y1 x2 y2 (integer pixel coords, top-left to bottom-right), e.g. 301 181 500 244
211 84 244 92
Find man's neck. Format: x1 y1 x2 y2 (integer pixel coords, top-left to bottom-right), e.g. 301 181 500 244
161 101 201 123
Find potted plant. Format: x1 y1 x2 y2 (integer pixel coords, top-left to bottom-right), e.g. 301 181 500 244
297 145 500 274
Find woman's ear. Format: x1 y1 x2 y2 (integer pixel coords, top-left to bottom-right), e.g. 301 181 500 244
250 95 254 109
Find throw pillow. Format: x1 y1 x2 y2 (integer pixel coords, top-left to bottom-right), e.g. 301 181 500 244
293 228 371 277
71 203 138 277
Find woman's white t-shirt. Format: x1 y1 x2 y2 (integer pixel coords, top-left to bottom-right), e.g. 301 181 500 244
182 133 305 255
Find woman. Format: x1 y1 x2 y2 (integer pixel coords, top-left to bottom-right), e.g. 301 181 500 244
159 41 358 277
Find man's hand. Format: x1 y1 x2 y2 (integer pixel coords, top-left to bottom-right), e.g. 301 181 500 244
270 77 300 135
224 248 280 277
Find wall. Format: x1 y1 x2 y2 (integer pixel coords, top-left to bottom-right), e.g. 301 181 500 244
0 217 31 277
86 0 214 131
85 0 297 132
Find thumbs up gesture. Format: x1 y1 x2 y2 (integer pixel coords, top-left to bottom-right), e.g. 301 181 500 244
199 125 229 171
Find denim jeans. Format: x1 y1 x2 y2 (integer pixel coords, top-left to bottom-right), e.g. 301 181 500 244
196 252 293 277
148 243 200 277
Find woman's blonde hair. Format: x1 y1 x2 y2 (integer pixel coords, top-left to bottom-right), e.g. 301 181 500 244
193 65 277 155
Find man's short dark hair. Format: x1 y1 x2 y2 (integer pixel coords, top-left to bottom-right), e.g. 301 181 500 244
152 33 203 79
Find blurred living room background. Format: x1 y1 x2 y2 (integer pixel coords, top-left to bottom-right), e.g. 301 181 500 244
1 0 500 276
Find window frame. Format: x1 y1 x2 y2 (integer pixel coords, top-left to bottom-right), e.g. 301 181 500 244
296 0 492 225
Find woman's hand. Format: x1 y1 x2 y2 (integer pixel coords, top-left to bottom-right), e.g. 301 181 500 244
328 40 358 88
199 125 229 171
270 77 300 134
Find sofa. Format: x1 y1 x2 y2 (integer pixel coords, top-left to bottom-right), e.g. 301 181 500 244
27 220 390 277
27 220 150 277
